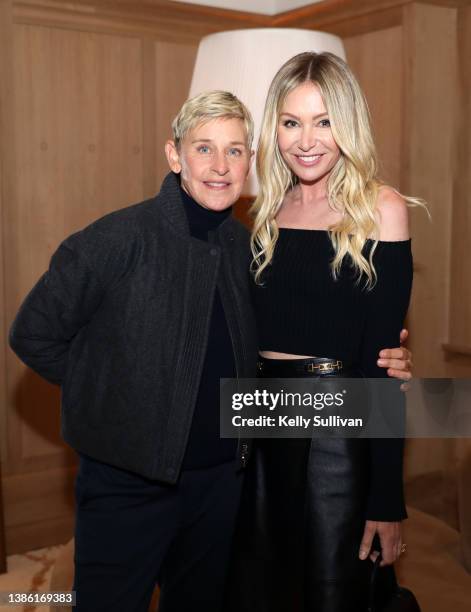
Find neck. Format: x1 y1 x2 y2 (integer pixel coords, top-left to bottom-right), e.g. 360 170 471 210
293 174 330 208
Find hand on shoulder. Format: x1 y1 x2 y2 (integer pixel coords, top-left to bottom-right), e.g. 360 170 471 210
375 186 410 241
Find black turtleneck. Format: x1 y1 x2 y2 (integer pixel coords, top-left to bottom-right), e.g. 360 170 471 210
180 185 238 469
180 185 232 239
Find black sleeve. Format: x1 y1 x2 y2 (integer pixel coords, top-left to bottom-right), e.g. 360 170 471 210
359 240 413 521
9 237 105 386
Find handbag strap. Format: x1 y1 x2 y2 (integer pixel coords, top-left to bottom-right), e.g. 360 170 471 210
368 553 383 612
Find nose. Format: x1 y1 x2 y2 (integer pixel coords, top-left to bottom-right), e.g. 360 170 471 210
298 126 317 152
212 150 229 175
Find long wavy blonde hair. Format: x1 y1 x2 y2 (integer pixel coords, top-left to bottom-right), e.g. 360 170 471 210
251 52 423 287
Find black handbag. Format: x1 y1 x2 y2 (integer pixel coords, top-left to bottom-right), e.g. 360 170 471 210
368 553 421 612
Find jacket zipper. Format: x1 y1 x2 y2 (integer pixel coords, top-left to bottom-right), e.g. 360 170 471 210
213 231 249 468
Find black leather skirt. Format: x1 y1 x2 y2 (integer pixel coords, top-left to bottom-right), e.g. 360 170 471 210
225 356 396 612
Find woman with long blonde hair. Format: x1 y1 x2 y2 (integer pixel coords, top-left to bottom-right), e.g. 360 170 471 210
227 52 422 611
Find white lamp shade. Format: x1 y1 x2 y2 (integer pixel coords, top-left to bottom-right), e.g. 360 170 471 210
189 28 346 195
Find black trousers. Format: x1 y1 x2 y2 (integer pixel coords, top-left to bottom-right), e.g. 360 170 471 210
73 455 243 612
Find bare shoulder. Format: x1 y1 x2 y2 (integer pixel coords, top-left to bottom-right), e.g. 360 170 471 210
375 186 410 241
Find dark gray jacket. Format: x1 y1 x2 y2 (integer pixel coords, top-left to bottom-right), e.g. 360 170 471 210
9 172 258 482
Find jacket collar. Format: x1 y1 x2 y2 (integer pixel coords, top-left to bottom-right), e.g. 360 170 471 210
154 172 190 236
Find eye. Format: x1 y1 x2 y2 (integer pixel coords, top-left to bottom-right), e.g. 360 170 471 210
319 118 331 127
282 119 299 128
228 148 242 157
197 145 211 154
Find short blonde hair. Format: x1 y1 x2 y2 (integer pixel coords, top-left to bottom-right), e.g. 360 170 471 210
172 90 254 149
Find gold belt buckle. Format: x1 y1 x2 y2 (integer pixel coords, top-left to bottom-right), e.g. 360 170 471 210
307 360 342 373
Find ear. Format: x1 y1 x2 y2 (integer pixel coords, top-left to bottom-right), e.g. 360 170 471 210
165 140 182 173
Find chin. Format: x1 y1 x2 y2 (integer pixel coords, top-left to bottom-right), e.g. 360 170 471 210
205 199 233 212
212 192 238 209
296 166 332 184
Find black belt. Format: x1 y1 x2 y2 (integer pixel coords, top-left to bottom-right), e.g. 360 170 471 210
257 356 349 377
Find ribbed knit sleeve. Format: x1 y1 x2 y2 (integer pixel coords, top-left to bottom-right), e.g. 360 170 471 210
359 240 413 521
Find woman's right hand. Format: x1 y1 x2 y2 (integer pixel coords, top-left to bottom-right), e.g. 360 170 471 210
359 519 403 567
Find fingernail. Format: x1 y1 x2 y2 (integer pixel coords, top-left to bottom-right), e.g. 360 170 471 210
359 550 367 560
377 359 386 365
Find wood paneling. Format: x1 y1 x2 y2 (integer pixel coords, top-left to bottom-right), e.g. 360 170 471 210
0 0 15 567
273 0 470 28
344 27 403 188
14 0 268 43
447 5 471 353
0 463 5 573
275 2 404 37
142 38 158 199
401 2 459 376
4 467 76 528
12 0 470 40
154 41 197 184
1 1 17 470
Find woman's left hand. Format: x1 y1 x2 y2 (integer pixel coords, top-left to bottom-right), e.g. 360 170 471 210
377 328 413 389
359 520 402 567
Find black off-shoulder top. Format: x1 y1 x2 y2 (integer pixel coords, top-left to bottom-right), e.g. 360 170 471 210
251 229 413 521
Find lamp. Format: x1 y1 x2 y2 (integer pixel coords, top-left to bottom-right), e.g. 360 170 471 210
189 28 346 195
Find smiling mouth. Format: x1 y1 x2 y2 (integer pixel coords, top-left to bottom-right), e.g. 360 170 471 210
204 181 231 189
295 154 324 164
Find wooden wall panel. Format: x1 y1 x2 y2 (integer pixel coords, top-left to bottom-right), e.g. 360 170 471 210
3 467 76 554
154 41 197 186
274 0 403 37
14 0 268 43
1 1 17 470
344 26 403 188
0 1 15 568
401 3 468 377
447 5 471 354
0 461 5 571
274 0 469 33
